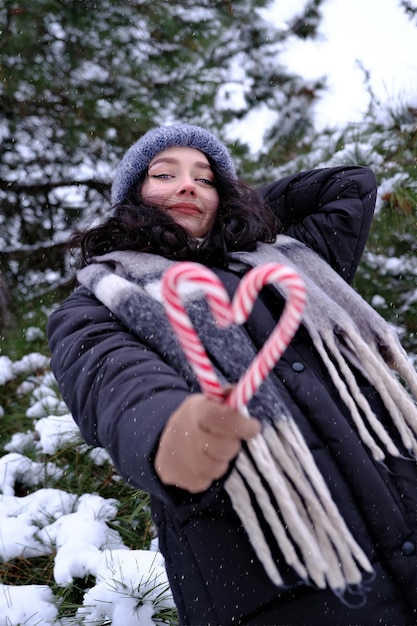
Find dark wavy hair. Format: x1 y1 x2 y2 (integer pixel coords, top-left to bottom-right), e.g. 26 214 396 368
71 156 281 268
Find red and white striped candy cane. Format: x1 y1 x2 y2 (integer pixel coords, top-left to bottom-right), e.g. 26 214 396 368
162 262 306 411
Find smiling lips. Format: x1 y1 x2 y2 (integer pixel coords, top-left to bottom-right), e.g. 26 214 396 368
168 203 201 215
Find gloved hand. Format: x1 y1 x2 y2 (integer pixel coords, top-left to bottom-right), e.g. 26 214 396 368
154 392 260 493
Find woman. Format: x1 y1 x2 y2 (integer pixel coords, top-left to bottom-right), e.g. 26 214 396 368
47 123 417 625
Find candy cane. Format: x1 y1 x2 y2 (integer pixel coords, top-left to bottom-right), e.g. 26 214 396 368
162 262 306 411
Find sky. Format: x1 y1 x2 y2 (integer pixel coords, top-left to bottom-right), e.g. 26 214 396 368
268 0 417 128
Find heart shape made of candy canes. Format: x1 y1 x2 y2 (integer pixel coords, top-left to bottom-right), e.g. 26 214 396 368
162 262 306 411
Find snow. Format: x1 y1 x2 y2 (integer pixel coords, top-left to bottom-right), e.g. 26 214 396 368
77 550 173 625
0 354 175 625
0 585 59 626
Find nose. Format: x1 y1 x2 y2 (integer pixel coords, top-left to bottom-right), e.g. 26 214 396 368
177 176 196 197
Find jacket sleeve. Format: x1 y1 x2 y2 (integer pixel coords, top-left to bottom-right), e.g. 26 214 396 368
47 286 214 508
260 166 377 283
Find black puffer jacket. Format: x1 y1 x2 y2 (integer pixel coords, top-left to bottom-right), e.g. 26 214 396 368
47 166 417 626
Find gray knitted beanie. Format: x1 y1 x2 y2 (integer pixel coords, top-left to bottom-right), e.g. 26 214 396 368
111 123 236 204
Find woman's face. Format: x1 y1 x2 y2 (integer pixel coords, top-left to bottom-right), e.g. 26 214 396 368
141 146 220 238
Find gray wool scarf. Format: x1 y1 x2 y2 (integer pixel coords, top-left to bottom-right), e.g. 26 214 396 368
78 235 417 598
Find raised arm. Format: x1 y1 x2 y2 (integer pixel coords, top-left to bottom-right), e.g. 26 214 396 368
260 166 377 283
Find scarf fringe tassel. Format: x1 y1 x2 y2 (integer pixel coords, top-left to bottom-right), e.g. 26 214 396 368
224 325 417 595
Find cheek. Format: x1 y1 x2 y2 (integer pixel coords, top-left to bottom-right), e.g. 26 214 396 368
140 179 153 201
140 179 168 204
208 191 220 215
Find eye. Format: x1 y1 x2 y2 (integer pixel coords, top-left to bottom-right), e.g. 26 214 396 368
197 177 215 186
150 173 172 180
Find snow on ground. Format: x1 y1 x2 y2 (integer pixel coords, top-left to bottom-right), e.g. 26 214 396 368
0 353 175 625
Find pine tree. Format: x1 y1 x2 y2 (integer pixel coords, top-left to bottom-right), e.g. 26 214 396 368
0 0 325 296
